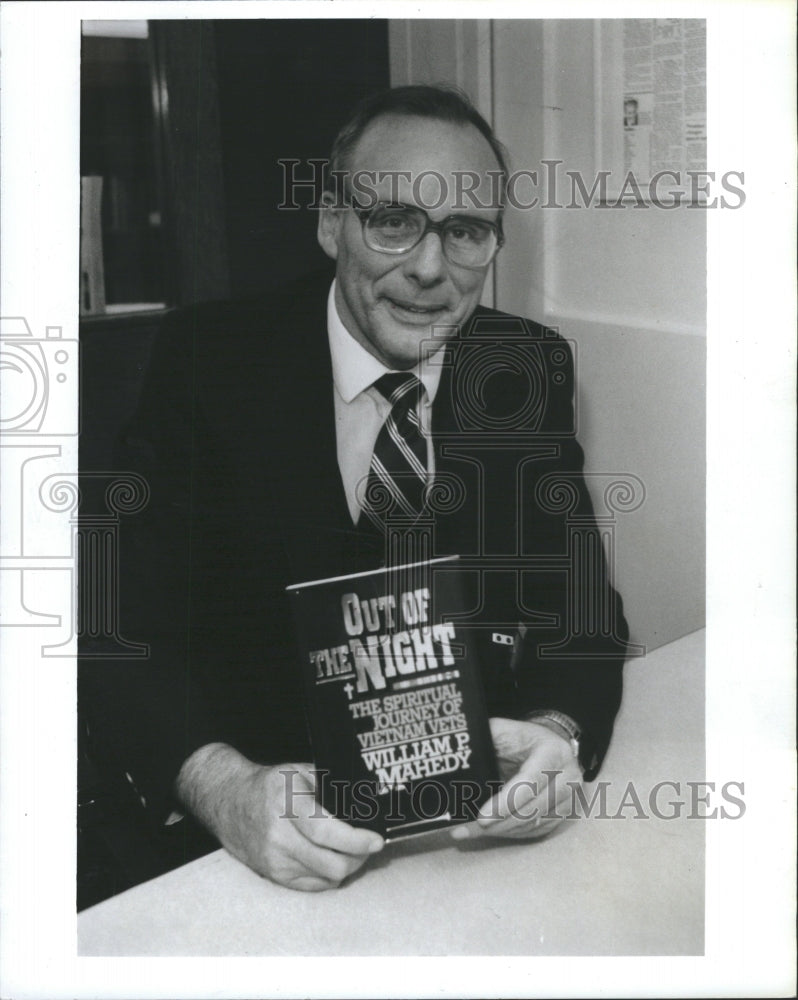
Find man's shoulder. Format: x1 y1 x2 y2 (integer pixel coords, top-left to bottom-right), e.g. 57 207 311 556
452 303 573 373
438 304 575 436
164 269 332 338
465 303 564 344
153 270 334 384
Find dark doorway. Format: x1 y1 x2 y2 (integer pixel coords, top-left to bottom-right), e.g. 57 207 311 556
215 19 390 300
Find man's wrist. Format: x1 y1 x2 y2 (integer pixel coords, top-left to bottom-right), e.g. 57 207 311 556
525 710 583 770
175 742 260 837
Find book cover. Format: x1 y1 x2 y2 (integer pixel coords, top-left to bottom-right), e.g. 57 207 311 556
286 556 499 840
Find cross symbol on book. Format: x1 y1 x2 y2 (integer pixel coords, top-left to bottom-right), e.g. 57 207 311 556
343 682 354 701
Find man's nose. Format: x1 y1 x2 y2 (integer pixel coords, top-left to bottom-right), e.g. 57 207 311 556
404 232 447 284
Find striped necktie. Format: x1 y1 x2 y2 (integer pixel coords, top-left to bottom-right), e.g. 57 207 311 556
362 373 431 530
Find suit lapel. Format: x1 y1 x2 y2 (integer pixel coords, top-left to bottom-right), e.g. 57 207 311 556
262 275 383 580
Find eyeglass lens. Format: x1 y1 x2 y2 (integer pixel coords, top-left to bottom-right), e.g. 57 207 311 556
364 205 498 266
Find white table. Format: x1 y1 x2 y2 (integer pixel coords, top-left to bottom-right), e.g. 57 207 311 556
78 629 705 956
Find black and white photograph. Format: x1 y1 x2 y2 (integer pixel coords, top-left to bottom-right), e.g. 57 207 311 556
0 2 794 997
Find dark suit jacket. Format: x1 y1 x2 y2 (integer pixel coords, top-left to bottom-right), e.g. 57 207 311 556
80 269 628 828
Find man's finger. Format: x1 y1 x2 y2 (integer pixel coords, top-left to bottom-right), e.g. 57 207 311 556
452 806 561 841
477 775 539 822
450 818 483 840
451 775 571 840
294 807 384 857
286 875 339 892
450 785 541 840
287 826 374 884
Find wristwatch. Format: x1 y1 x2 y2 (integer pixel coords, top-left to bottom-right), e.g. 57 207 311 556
526 710 582 766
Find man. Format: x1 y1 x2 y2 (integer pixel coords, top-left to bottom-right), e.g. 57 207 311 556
624 98 639 128
82 86 628 893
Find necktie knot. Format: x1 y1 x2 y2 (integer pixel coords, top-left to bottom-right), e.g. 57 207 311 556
373 372 424 411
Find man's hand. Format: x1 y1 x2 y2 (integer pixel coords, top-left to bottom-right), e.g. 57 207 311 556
176 743 384 891
450 718 583 841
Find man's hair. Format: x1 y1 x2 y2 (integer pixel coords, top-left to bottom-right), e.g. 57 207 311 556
327 84 509 192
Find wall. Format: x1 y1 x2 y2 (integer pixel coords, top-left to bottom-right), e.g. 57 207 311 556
391 18 706 650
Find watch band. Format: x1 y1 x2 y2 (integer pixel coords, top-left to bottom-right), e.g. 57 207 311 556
526 710 582 762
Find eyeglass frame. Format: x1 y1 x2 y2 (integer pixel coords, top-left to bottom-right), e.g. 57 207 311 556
348 198 505 270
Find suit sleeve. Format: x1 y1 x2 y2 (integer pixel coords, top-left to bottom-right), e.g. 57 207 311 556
79 307 222 826
79 285 340 828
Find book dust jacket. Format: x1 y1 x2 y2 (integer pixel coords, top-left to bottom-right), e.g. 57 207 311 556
286 556 499 840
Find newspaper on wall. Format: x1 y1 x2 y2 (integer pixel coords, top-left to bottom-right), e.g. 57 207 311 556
622 19 706 182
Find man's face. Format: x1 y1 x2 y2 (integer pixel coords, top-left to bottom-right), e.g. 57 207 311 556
318 115 503 370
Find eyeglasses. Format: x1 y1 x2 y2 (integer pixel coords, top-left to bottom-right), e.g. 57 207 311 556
351 201 504 269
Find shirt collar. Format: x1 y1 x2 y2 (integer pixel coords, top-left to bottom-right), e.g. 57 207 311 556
327 280 444 405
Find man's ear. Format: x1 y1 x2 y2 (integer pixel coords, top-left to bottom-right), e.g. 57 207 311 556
317 191 342 261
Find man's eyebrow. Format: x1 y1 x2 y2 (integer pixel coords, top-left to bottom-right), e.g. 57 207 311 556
366 200 414 210
350 197 405 211
365 200 499 222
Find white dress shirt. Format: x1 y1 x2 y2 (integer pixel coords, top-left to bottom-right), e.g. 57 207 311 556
327 281 444 525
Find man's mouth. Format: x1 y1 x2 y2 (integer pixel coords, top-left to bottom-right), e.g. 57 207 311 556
384 296 448 318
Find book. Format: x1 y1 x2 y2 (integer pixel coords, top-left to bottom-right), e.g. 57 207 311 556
286 555 499 840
